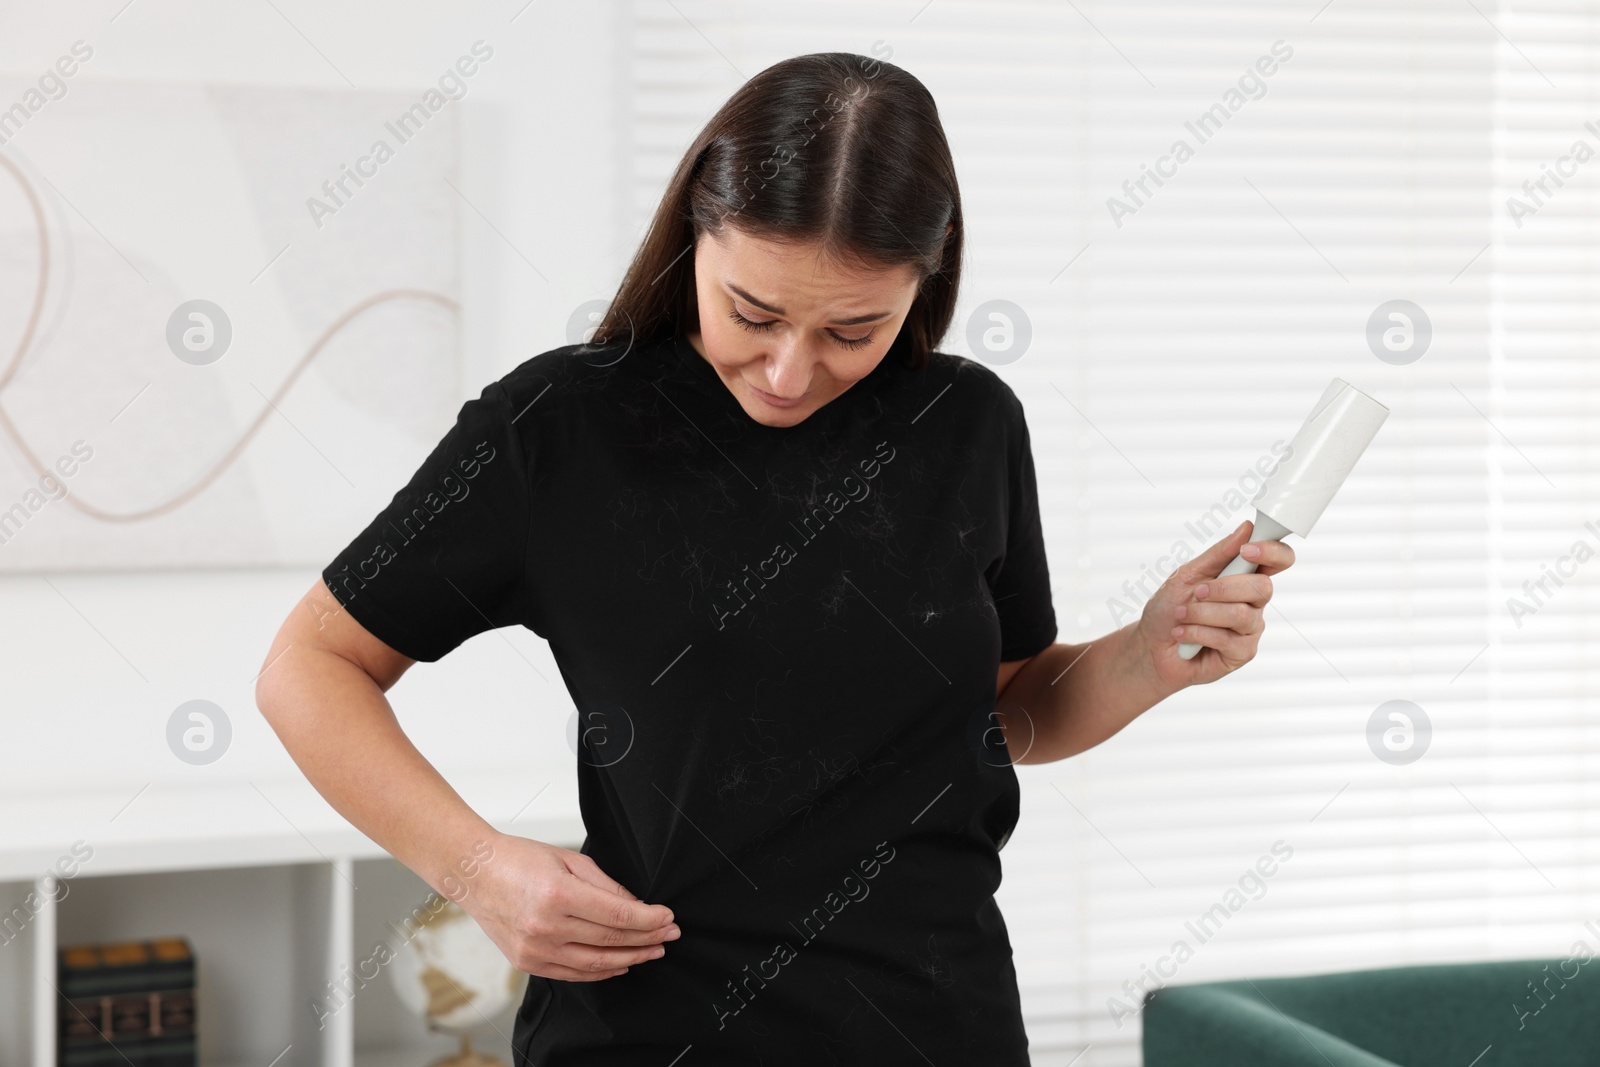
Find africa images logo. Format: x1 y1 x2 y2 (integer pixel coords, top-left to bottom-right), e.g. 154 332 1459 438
323 438 497 606
707 439 896 631
710 840 897 1031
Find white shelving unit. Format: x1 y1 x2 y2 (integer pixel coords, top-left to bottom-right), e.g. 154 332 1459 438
0 780 584 1067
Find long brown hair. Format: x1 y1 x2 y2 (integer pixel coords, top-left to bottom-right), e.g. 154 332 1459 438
591 50 962 372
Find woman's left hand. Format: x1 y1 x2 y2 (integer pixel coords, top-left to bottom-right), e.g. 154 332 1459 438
1136 519 1296 688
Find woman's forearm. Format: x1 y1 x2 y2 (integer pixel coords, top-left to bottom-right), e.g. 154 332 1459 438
997 523 1295 764
254 642 500 898
997 623 1181 764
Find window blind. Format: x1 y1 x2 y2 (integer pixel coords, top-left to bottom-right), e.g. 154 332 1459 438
622 2 1600 1062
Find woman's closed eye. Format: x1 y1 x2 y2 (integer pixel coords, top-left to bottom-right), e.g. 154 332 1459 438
727 307 876 350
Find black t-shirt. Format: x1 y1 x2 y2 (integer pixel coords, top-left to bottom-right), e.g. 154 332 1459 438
321 330 1057 1065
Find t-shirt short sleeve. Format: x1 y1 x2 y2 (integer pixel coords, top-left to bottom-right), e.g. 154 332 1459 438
320 379 531 663
988 389 1058 662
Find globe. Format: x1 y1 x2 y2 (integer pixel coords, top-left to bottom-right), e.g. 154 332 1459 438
388 893 526 1067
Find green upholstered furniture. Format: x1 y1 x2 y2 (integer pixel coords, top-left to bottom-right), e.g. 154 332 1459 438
1142 957 1600 1066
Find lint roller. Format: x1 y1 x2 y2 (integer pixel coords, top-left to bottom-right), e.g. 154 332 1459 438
1178 378 1390 661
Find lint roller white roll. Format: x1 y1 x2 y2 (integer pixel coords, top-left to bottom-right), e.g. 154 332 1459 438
1178 378 1390 661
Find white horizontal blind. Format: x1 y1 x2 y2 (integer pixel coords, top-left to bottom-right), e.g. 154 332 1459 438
622 2 1600 1064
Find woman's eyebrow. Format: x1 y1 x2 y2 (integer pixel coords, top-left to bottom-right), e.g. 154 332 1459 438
725 282 892 327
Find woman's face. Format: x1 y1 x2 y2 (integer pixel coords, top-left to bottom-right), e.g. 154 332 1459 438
687 225 924 427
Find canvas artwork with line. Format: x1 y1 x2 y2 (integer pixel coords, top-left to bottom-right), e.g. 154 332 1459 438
0 79 462 570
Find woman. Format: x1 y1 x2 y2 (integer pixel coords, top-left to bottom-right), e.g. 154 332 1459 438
256 51 1292 1064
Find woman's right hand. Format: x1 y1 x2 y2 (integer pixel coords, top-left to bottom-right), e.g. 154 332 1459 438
457 832 680 981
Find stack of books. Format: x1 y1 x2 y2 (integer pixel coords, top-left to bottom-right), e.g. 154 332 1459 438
57 937 197 1067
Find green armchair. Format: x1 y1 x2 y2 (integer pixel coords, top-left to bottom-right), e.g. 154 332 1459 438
1142 957 1600 1065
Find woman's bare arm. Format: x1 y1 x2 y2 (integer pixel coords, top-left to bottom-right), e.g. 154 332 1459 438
994 523 1296 765
254 577 679 981
254 577 496 890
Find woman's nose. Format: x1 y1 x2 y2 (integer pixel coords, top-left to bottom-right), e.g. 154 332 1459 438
761 346 815 399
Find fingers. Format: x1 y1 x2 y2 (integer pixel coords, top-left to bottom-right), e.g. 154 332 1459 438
1175 599 1263 635
555 913 682 950
1180 520 1254 582
485 902 674 972
548 939 671 975
1180 522 1299 584
531 961 632 982
475 841 680 983
1170 621 1257 659
1242 539 1296 576
479 884 676 981
563 877 675 933
1193 572 1273 609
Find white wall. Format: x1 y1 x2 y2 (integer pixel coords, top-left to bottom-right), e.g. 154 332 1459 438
0 0 629 812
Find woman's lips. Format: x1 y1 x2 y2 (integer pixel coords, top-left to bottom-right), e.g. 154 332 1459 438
748 382 805 409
